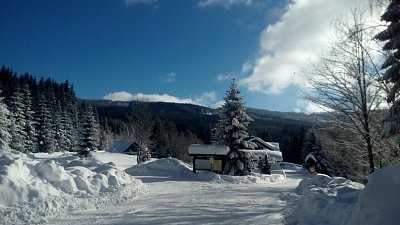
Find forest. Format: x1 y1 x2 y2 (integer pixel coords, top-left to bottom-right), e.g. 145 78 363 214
0 65 312 163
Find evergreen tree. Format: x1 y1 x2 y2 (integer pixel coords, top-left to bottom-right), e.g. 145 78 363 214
0 90 11 150
35 92 56 153
375 0 400 137
98 117 111 151
60 108 76 152
77 103 100 157
65 94 79 151
301 129 332 176
215 79 256 175
21 84 37 152
53 103 69 152
9 85 26 152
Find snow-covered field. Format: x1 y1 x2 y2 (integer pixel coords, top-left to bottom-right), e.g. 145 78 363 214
0 150 147 224
1 149 400 225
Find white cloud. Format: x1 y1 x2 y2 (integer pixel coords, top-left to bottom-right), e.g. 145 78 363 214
240 0 357 95
217 73 236 82
294 99 332 114
163 72 176 83
103 91 193 104
193 91 221 108
241 61 253 74
103 91 222 108
198 0 254 9
124 0 156 6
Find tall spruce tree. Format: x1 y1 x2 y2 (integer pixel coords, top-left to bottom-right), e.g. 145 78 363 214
215 79 256 175
0 90 11 150
36 92 56 153
77 103 100 157
21 84 37 152
9 85 26 152
375 0 400 137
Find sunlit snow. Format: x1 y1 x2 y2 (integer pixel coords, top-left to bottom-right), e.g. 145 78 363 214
1 149 400 225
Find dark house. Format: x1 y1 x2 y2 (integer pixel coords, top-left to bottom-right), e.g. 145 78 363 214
109 141 139 155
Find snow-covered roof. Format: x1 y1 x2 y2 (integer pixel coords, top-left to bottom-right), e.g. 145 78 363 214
240 149 283 162
109 141 136 153
305 154 316 163
188 144 230 155
246 137 280 151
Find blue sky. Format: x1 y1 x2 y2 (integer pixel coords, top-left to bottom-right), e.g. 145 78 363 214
0 0 361 112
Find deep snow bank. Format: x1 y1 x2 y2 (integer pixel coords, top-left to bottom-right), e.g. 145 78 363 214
125 158 285 184
287 164 400 225
0 149 147 224
347 164 400 225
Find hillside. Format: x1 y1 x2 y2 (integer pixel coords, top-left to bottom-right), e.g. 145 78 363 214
87 100 314 163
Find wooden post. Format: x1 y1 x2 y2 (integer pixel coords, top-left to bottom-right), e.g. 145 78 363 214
192 155 196 173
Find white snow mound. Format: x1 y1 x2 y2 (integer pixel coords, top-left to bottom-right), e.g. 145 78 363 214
125 158 285 184
0 149 147 224
347 164 400 225
288 164 400 225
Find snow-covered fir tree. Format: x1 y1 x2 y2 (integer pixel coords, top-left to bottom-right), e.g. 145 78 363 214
53 103 68 152
21 84 37 152
301 129 333 176
215 79 256 175
9 85 27 152
77 103 100 157
0 90 11 150
60 107 77 152
35 92 57 153
98 118 111 151
375 0 400 137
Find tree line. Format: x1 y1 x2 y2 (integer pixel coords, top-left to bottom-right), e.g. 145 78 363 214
0 66 103 156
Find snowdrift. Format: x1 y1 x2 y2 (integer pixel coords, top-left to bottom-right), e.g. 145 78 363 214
125 158 285 184
0 149 147 224
288 164 400 225
347 164 400 225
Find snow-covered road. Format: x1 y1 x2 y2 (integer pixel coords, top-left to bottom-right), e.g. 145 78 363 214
45 165 305 225
3 151 400 225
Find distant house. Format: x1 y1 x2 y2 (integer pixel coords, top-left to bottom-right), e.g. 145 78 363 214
109 141 139 155
243 137 283 163
188 137 283 174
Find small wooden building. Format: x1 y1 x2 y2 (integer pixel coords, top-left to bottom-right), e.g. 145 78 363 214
109 141 139 155
188 144 229 174
188 137 283 174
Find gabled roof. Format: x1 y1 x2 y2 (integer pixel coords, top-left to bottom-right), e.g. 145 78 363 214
240 149 283 162
188 144 230 155
246 137 280 151
109 141 137 153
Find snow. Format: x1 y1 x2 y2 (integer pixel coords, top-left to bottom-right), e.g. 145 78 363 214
286 164 400 225
45 161 304 225
0 149 147 224
240 149 283 162
247 137 280 151
2 147 400 225
347 164 400 225
188 144 230 155
126 157 286 184
93 151 138 170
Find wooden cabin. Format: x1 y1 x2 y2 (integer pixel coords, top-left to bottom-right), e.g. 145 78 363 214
188 144 229 174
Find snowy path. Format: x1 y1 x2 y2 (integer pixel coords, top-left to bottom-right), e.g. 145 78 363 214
45 170 305 225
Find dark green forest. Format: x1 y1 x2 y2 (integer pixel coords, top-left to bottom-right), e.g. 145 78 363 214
0 65 313 163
